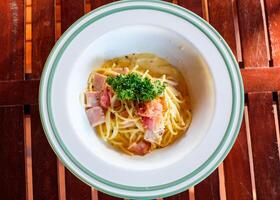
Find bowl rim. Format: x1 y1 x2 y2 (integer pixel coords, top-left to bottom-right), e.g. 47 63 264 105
39 0 244 198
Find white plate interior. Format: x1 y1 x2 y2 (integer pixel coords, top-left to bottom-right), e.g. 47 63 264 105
40 1 242 197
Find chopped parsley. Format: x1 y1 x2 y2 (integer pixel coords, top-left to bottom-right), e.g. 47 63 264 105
106 73 166 101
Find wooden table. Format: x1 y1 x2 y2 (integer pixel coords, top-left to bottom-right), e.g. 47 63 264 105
1 0 280 199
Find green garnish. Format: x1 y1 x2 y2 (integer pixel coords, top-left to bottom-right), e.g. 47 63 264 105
107 73 166 101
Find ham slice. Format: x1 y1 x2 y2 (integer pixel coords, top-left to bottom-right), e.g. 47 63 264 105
85 91 100 107
86 106 105 127
138 99 163 118
128 140 150 155
93 73 107 91
100 87 111 108
138 99 165 144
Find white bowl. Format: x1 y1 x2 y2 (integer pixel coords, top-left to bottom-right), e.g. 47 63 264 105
39 0 244 199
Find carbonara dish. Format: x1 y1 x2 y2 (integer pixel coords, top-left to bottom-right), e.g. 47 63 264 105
84 53 192 155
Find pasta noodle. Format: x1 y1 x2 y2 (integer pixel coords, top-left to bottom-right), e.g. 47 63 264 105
84 53 192 155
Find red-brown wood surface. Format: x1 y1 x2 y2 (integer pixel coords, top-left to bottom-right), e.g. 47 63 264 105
0 80 39 106
194 169 220 200
91 0 115 9
31 105 59 200
237 0 268 67
32 0 55 78
241 67 280 92
165 190 189 200
248 93 280 199
31 1 59 199
98 192 123 200
178 0 203 17
266 0 280 66
0 1 26 199
208 0 237 57
0 106 25 200
223 118 253 200
0 0 24 80
208 1 253 199
61 0 85 32
65 169 92 200
239 0 280 198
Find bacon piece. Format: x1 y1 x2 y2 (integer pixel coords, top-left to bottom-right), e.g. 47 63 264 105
100 87 111 108
138 99 165 144
93 73 107 91
128 140 150 155
85 91 100 107
138 99 163 118
86 106 105 127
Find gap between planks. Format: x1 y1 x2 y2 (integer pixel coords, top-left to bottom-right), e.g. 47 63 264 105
273 103 280 162
260 0 272 64
244 106 257 200
24 116 33 200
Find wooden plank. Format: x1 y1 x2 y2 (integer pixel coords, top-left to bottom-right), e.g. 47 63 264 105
0 0 24 80
0 79 39 106
32 0 55 78
91 0 115 9
237 0 268 67
241 67 280 93
266 0 280 66
61 0 85 33
164 190 189 200
248 92 280 199
65 169 92 200
223 118 253 200
194 169 220 200
30 105 59 200
208 0 237 58
177 0 203 17
0 106 25 200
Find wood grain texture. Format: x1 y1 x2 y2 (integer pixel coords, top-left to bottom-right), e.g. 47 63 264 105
164 190 189 200
31 105 59 200
248 92 280 199
266 0 280 66
32 0 55 78
91 0 115 9
194 169 220 200
61 0 85 32
0 0 24 80
178 0 203 17
208 0 237 57
223 118 253 200
0 79 39 106
241 67 280 92
65 169 92 200
237 0 268 67
0 106 25 200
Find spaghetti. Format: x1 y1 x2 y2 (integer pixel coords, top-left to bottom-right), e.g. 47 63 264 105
84 53 192 155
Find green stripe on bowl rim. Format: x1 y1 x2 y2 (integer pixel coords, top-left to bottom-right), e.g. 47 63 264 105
39 0 244 198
